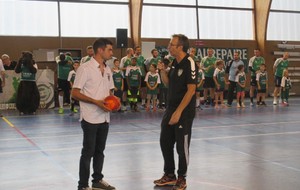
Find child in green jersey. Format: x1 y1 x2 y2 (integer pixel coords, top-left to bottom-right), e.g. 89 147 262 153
235 65 246 108
281 69 292 106
213 60 226 109
112 59 124 110
68 61 80 114
126 57 142 112
57 53 72 114
145 64 161 112
195 59 204 109
256 64 268 106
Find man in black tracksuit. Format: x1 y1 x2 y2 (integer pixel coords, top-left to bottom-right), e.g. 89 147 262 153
154 34 197 190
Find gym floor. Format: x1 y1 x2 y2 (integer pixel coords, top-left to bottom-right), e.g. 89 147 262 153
1 98 300 190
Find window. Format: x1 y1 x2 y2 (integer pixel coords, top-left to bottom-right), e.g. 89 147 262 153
143 0 196 6
267 12 300 41
80 0 128 2
271 0 300 11
60 2 129 37
0 0 59 36
198 9 253 39
198 0 252 8
267 0 300 41
141 6 197 39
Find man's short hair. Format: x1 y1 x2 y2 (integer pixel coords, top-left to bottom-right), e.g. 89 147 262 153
172 34 189 53
151 49 158 54
93 38 113 54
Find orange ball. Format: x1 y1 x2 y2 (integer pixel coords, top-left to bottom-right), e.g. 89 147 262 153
104 95 121 111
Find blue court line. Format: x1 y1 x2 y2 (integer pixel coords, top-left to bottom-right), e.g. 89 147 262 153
1 116 77 181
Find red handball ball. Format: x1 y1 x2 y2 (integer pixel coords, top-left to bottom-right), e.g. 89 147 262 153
104 95 121 111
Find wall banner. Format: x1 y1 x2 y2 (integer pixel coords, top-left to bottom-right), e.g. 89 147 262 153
0 69 55 110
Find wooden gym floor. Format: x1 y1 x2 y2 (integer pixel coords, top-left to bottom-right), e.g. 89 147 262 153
1 98 300 190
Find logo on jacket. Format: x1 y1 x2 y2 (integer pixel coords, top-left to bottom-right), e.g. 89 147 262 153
178 69 183 76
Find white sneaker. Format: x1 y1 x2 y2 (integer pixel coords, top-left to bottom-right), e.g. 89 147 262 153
241 103 245 108
273 101 277 105
237 103 241 108
250 102 254 106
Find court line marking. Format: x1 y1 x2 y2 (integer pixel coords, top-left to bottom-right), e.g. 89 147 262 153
0 116 77 181
207 139 300 173
1 119 300 141
1 130 300 155
1 116 15 128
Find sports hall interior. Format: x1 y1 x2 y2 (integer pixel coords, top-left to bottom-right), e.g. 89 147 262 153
0 0 300 190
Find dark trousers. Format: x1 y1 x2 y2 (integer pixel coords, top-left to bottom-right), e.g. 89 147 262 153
281 89 290 102
160 109 193 177
78 120 109 189
159 88 168 108
227 80 237 105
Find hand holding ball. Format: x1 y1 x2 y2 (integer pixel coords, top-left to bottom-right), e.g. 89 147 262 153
104 95 121 111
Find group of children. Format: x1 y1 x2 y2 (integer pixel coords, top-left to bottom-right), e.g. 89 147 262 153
111 56 167 112
195 58 292 109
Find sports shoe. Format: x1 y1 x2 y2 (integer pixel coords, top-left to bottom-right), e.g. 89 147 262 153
236 103 241 108
172 176 187 190
154 174 177 186
92 179 116 190
273 101 277 105
58 108 64 114
70 108 78 113
261 101 267 106
79 187 91 190
241 103 245 108
250 102 254 106
282 101 289 106
226 103 232 107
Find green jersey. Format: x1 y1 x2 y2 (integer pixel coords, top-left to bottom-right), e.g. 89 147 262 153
201 56 217 77
121 57 132 75
146 56 161 71
145 72 161 94
281 76 292 89
135 55 146 76
256 71 267 90
249 56 265 77
274 58 289 77
148 56 161 65
126 66 142 87
67 70 76 83
235 72 246 92
196 69 204 91
80 56 92 64
213 68 225 89
58 60 71 80
21 65 37 81
112 69 123 90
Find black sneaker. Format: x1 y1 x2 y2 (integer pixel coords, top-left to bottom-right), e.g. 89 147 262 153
172 176 187 190
261 101 267 106
154 174 177 186
92 179 116 190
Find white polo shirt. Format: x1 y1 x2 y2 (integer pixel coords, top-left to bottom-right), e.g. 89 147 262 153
73 57 115 124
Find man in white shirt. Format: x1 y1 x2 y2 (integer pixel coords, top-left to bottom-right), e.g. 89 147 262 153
72 38 116 190
0 59 5 117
